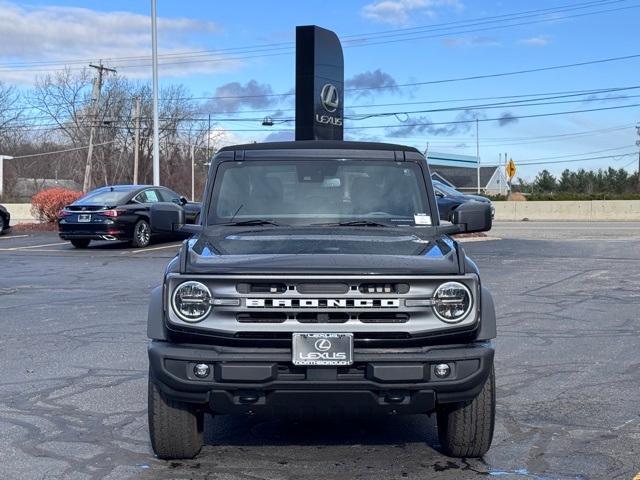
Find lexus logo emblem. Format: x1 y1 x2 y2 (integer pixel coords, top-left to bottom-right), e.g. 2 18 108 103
314 339 332 352
320 84 339 113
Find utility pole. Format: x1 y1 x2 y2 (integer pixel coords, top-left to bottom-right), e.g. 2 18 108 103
190 144 195 201
133 97 141 185
151 0 160 186
83 62 116 192
636 123 640 190
207 113 211 159
476 118 480 194
504 152 508 193
499 153 502 195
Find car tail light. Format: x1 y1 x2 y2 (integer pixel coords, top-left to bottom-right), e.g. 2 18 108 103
102 209 124 217
58 210 71 218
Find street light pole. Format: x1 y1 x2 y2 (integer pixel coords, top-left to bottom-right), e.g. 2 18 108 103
190 144 195 201
151 0 160 186
476 118 480 194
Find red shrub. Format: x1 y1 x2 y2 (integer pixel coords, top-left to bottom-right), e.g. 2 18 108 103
31 188 84 223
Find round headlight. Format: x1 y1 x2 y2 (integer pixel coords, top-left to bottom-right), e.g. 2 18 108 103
432 281 472 323
172 281 212 322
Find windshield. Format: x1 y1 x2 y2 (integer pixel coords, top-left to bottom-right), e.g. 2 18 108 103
208 159 432 226
75 187 132 205
433 180 463 197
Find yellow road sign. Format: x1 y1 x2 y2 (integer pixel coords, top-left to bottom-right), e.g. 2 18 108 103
506 159 516 180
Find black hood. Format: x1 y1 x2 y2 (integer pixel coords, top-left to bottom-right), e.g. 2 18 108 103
181 226 462 275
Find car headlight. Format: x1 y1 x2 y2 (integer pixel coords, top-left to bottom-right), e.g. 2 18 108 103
172 281 212 322
432 281 472 323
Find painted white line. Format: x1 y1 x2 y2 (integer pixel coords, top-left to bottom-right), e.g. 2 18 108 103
0 242 68 251
0 234 29 240
126 243 182 254
1 248 69 253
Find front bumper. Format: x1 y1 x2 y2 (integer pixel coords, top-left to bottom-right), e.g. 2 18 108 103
148 340 494 415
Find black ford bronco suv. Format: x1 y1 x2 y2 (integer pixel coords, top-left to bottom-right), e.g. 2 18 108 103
147 140 496 460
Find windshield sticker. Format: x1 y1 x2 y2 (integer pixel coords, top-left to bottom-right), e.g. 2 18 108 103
414 214 431 225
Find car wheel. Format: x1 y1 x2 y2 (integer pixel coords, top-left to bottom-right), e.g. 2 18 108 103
0 216 5 234
70 239 91 249
148 371 204 459
131 219 151 248
436 366 495 458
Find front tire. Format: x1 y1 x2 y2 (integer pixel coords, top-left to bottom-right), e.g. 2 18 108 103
131 219 151 248
148 373 204 460
0 216 5 234
70 239 91 248
436 366 495 458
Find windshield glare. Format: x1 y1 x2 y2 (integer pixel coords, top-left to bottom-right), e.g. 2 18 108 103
209 159 431 226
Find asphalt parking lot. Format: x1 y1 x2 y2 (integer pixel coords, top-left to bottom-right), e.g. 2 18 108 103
0 222 639 480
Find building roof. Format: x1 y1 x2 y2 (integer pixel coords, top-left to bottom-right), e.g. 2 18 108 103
427 151 478 167
430 165 498 189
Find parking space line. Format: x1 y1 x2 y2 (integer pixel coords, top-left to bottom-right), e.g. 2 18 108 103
126 243 182 254
0 234 30 240
0 242 68 251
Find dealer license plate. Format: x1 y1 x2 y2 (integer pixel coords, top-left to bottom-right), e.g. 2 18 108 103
292 333 353 366
77 214 91 222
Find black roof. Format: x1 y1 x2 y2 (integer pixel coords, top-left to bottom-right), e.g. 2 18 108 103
92 184 158 192
430 165 498 189
217 140 421 154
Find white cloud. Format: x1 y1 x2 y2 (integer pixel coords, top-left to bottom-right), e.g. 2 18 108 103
0 2 242 84
442 36 500 48
518 35 552 47
361 0 463 26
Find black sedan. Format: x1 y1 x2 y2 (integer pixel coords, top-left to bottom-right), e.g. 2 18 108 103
0 204 10 235
432 179 495 222
58 185 201 248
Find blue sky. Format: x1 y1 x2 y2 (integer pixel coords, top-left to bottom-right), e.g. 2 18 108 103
1 0 639 180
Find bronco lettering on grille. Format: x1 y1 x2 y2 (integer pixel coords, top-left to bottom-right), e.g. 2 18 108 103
246 298 400 308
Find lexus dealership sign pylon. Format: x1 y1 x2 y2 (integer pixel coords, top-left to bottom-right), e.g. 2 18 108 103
295 25 344 141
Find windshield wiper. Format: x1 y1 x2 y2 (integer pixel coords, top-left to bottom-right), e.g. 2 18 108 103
312 220 392 227
218 219 281 226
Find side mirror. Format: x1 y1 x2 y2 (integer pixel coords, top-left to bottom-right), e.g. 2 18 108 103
150 202 185 233
179 196 188 206
450 202 492 233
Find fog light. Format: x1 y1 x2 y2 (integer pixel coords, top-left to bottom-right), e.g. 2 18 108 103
193 363 210 378
434 363 451 378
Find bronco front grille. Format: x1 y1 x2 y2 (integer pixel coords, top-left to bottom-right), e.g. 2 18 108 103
166 274 479 336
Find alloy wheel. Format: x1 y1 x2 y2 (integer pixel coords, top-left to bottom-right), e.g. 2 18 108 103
136 221 150 246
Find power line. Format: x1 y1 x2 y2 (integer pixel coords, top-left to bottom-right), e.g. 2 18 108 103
137 53 640 100
6 84 639 116
346 103 640 130
515 152 636 166
515 145 636 162
9 141 116 159
0 0 620 67
3 103 639 135
345 93 640 120
0 0 634 72
6 86 636 126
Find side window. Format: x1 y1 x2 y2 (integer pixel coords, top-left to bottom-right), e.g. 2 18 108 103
135 189 161 203
146 189 161 203
159 189 181 204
